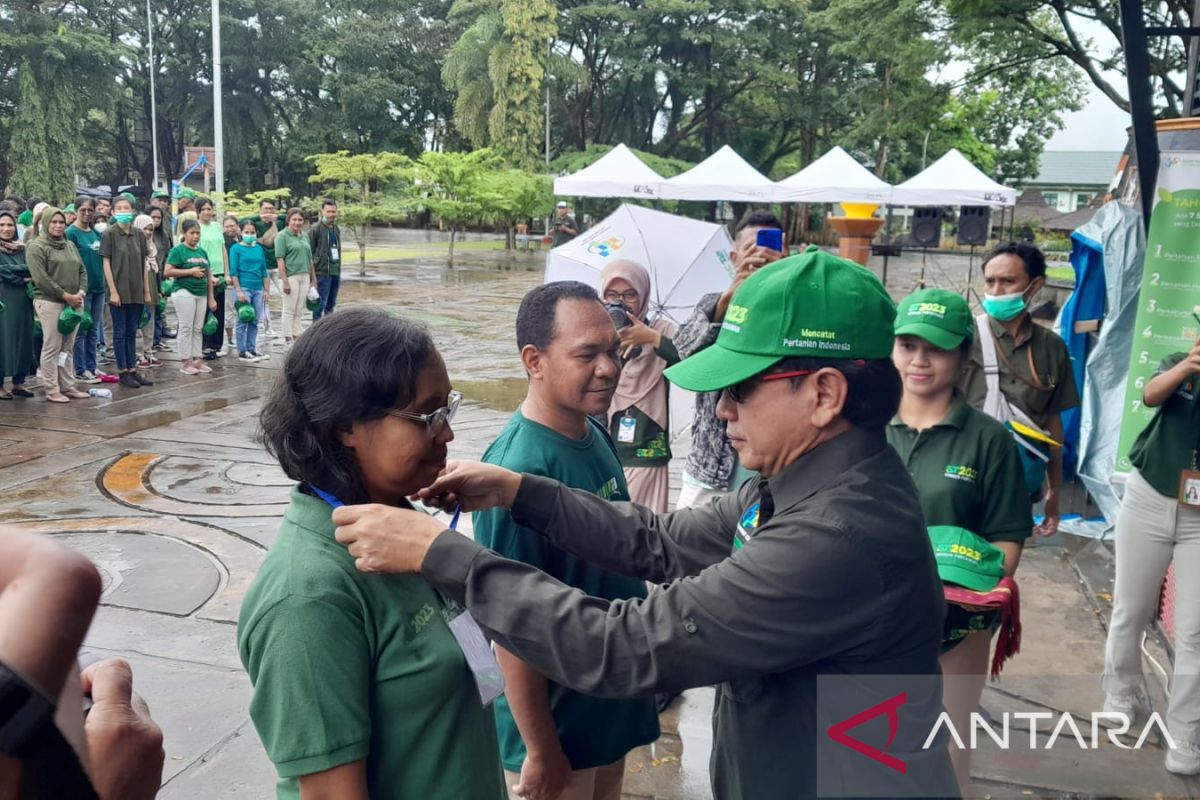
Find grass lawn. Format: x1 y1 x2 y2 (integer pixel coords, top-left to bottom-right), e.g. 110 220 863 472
1045 265 1075 283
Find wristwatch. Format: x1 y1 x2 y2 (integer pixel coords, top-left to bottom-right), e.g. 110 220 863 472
0 660 56 757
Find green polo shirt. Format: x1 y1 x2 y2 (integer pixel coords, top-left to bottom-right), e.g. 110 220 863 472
474 411 660 773
1129 353 1200 498
275 229 313 277
962 315 1079 429
163 244 210 296
99 223 148 302
238 487 505 800
886 395 1032 543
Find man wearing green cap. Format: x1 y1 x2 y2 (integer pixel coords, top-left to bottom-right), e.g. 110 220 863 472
886 287 1030 798
328 246 960 799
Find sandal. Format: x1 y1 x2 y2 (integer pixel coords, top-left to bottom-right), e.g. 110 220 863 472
12 386 33 398
46 392 70 404
0 390 12 400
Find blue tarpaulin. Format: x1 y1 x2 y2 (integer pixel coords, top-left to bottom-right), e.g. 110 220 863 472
1057 232 1110 479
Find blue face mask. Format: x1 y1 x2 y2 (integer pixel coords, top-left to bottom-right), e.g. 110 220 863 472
982 289 1029 321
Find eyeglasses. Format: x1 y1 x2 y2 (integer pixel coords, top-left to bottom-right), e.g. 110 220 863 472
603 289 640 304
386 390 463 436
722 370 816 405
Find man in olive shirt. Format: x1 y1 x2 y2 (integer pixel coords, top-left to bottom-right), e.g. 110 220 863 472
333 249 959 800
308 199 342 320
961 242 1079 536
550 202 578 247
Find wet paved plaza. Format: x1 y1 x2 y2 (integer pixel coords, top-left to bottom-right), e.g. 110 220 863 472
1 243 1197 798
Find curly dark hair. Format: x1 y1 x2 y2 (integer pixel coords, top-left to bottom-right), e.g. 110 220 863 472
258 308 435 504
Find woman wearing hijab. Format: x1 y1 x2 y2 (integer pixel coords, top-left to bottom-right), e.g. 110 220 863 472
0 210 37 399
133 214 162 369
602 260 680 512
23 202 47 244
148 206 173 352
26 207 89 403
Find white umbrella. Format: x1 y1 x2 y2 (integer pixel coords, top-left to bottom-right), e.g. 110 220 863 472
545 203 734 324
546 204 735 442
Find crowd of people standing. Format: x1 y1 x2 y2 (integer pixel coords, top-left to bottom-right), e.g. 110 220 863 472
0 191 344 401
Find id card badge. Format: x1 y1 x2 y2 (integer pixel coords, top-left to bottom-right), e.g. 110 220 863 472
440 596 505 706
330 245 339 261
1179 469 1200 509
617 415 637 443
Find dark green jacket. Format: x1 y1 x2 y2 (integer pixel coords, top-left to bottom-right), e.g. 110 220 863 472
422 427 958 800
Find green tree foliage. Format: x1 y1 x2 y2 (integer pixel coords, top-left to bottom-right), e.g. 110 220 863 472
444 0 557 168
411 149 504 265
307 151 414 274
8 61 52 199
479 169 554 248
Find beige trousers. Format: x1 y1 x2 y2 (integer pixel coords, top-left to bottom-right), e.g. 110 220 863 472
625 465 671 513
281 274 309 338
34 299 78 395
504 758 624 800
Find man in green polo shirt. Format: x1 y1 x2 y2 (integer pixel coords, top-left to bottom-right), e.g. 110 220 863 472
473 281 659 800
330 246 959 800
961 242 1078 536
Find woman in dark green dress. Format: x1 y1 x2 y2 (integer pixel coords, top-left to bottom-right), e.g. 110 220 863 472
0 209 36 399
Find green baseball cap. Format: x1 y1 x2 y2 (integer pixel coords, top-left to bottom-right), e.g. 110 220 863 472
152 190 169 200
894 288 973 349
63 203 75 214
175 187 197 200
664 245 898 392
928 526 1004 592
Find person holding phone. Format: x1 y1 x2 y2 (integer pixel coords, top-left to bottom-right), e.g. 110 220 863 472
673 210 787 509
1101 335 1200 776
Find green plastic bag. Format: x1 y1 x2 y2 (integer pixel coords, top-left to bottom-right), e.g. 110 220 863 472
156 296 167 315
58 306 84 334
236 302 257 324
306 295 320 312
160 278 175 295
33 316 42 334
78 310 94 332
140 306 151 328
215 276 227 292
25 282 35 301
203 312 218 336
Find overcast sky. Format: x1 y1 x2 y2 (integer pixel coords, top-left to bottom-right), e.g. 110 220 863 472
1045 82 1131 151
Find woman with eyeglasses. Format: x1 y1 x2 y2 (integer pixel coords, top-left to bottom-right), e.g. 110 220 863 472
238 308 503 800
602 260 680 512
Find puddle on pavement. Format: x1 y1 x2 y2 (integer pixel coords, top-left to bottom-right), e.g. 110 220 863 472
452 377 528 413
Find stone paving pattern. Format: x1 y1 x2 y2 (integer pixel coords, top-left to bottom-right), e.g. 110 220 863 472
0 249 1195 798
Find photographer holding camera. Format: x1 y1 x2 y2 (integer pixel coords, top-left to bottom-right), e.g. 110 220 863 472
550 202 578 247
603 260 680 513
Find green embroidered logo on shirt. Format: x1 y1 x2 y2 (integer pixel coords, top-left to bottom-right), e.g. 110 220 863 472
595 477 621 500
944 464 979 483
410 603 437 635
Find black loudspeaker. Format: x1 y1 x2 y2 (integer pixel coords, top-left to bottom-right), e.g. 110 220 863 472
957 205 990 246
911 207 942 247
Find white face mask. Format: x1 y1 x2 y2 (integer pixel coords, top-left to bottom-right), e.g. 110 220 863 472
94 222 108 234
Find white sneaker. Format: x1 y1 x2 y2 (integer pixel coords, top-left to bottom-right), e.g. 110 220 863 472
215 346 228 358
238 352 257 362
1166 740 1200 775
1099 691 1151 729
251 351 270 361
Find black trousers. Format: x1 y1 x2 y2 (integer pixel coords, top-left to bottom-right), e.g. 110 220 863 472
202 287 225 351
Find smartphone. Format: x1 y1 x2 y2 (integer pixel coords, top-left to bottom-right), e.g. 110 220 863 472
756 228 783 253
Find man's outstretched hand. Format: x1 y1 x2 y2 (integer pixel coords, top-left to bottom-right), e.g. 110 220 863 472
411 461 523 513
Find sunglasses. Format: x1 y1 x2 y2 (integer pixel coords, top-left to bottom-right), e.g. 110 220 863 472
385 390 463 436
722 370 816 405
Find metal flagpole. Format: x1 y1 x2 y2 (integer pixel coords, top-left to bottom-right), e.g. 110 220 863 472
147 0 161 191
211 0 225 210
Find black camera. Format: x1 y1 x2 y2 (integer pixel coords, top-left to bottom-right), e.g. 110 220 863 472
604 302 632 330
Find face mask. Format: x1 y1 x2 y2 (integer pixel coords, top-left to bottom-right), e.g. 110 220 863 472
981 289 1029 322
242 234 257 244
94 222 108 234
114 212 134 225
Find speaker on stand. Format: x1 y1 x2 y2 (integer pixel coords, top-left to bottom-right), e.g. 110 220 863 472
911 208 942 289
957 206 991 301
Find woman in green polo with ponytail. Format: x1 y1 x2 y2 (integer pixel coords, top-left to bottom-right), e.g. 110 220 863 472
886 288 1031 798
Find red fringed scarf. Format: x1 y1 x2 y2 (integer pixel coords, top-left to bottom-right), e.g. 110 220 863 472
944 576 1021 679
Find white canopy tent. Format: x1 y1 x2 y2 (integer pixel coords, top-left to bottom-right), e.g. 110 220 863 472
774 146 893 204
553 143 665 199
891 148 1016 208
657 145 777 202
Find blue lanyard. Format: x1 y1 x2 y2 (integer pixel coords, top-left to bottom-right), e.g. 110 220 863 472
310 485 460 530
